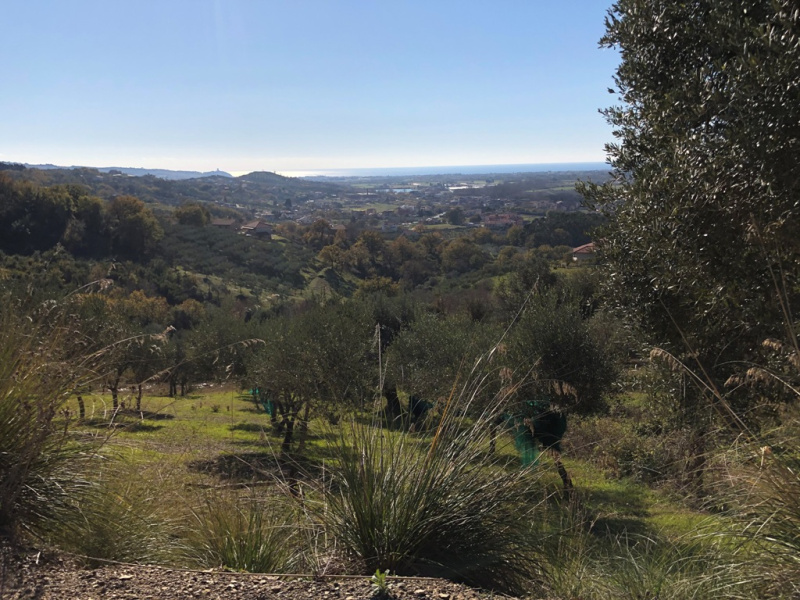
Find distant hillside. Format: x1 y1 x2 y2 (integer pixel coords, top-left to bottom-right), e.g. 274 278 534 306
23 163 233 180
1 164 349 208
100 167 234 180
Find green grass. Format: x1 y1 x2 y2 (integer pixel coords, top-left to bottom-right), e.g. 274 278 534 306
52 384 767 597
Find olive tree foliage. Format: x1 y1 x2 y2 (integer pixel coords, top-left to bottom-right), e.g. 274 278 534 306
579 1 800 422
107 195 163 259
506 292 619 416
174 202 210 227
494 251 557 317
385 312 503 413
247 301 374 452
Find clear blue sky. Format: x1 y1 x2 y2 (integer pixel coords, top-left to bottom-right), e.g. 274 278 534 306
2 1 618 175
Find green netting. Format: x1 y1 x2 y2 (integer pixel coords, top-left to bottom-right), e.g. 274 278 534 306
505 397 555 467
512 421 541 467
251 388 275 417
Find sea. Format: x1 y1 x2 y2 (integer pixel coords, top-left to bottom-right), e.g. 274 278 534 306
278 162 608 178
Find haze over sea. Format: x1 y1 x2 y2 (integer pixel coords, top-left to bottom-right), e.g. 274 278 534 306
279 162 608 179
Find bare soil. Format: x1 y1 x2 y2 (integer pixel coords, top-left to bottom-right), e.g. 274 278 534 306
1 544 521 600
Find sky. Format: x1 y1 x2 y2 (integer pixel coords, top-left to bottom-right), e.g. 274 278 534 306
1 1 619 176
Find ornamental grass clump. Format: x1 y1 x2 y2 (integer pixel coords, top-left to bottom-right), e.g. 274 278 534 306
185 489 299 573
318 375 545 595
50 458 185 565
600 533 753 600
732 428 800 598
0 301 97 539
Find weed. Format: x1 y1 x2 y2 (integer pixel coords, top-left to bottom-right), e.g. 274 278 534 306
370 568 391 597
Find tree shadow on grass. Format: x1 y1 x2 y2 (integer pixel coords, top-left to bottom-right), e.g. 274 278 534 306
582 483 654 538
127 409 175 421
229 422 270 433
187 452 281 481
119 421 166 433
590 515 652 537
186 450 329 484
80 410 173 433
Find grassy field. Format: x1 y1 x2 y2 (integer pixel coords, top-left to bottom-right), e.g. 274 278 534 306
34 372 798 599
65 386 725 532
54 384 762 599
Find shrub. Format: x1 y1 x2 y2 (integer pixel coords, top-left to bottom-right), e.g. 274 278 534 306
567 411 697 488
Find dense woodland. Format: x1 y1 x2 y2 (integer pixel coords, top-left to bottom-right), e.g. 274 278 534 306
2 1 800 598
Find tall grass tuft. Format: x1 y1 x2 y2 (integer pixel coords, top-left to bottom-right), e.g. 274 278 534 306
317 375 546 595
600 533 754 600
184 489 298 573
50 458 184 565
0 301 98 539
731 430 800 597
538 499 603 600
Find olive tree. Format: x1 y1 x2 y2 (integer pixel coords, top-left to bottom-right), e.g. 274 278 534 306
580 1 800 425
248 301 374 452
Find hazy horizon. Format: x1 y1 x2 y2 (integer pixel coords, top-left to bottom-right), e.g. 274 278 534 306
276 162 609 178
18 160 608 180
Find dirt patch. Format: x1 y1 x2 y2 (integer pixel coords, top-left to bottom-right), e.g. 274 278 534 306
1 544 519 600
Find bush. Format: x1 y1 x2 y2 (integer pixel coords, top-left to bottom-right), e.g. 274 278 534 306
568 413 695 486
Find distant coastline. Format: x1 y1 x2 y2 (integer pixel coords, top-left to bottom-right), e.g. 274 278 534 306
280 162 608 178
9 160 610 181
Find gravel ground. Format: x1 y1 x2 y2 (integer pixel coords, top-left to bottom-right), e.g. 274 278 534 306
1 544 522 600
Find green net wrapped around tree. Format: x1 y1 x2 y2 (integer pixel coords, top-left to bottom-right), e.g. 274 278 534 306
507 397 567 467
512 423 541 467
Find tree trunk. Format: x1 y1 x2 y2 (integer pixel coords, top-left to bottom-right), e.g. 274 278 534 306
136 384 143 412
689 427 707 498
270 398 279 426
297 404 311 454
552 450 574 494
281 418 295 453
109 378 120 411
489 419 500 455
271 398 284 431
384 383 402 425
77 395 85 421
